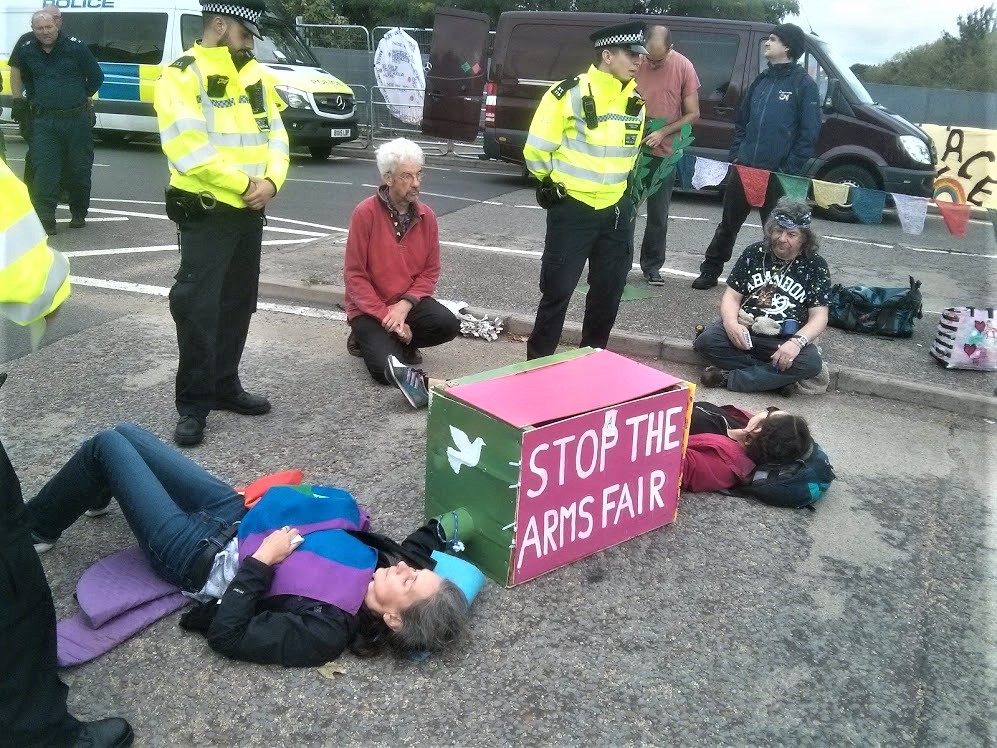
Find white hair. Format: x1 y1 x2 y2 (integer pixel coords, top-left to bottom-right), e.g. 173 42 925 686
375 138 424 178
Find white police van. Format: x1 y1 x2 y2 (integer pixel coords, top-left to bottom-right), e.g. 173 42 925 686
0 0 357 158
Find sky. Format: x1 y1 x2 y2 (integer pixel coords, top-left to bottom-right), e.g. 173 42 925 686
784 0 990 66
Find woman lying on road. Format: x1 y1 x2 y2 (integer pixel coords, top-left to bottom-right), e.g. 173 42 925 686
26 424 469 667
683 401 813 493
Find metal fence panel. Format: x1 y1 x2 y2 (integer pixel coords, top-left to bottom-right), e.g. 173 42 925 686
863 83 997 129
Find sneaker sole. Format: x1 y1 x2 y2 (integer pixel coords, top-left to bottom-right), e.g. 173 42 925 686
386 363 420 408
647 279 665 286
85 507 111 517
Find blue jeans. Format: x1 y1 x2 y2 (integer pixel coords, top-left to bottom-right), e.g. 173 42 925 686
26 424 245 591
693 321 823 392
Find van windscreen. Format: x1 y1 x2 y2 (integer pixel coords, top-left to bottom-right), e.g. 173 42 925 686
256 21 318 66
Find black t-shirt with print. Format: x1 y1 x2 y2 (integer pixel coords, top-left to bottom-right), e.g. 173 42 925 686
725 241 831 326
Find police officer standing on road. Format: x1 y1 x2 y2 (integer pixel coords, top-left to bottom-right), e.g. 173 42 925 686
154 0 289 447
523 22 647 360
8 5 64 187
15 8 103 236
0 159 135 748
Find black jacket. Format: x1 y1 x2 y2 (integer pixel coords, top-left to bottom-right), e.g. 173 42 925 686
180 522 447 667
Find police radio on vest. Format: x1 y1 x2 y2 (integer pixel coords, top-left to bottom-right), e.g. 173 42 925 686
43 0 116 9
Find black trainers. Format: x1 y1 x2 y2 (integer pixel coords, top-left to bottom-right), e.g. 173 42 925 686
645 270 665 286
691 274 719 290
214 391 271 416
72 717 134 747
385 355 429 408
173 415 206 446
346 330 361 357
68 215 86 228
700 366 730 388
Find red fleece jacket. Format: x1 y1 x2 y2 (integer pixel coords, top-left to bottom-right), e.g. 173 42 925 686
344 194 441 321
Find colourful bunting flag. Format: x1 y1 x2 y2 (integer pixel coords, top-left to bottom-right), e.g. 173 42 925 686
775 173 810 201
987 208 997 243
890 192 929 235
691 157 729 189
735 165 770 207
811 179 850 208
851 187 886 224
936 201 970 237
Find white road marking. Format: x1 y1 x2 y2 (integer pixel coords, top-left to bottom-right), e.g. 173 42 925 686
91 198 166 205
88 207 170 220
267 216 348 233
261 225 327 237
70 276 346 320
55 217 128 223
63 237 316 257
285 178 354 185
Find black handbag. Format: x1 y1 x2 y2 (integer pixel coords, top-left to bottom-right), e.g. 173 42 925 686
827 276 923 338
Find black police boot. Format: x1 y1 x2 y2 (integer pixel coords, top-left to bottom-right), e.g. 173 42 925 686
174 415 206 446
69 214 86 228
42 219 58 236
691 274 719 290
72 717 134 747
214 390 271 416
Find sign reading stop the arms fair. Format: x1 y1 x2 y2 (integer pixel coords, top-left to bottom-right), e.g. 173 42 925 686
513 388 688 584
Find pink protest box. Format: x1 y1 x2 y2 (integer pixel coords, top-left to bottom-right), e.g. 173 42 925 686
425 348 694 586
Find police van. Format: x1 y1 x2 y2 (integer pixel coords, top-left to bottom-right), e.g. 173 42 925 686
0 0 357 159
423 10 937 222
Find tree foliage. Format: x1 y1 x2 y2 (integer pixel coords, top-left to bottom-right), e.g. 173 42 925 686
854 3 996 92
276 0 798 29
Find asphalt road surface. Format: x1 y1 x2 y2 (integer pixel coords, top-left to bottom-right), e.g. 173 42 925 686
1 135 995 746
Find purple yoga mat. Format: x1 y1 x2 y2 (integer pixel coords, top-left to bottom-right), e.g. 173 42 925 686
56 546 189 667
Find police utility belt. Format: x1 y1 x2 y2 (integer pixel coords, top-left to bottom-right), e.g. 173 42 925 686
31 102 88 117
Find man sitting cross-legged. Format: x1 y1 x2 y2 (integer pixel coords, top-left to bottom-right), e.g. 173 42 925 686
344 138 459 408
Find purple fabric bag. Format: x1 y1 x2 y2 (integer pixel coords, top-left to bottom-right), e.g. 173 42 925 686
57 547 188 667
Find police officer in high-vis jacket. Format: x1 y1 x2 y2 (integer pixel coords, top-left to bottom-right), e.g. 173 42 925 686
0 159 135 748
154 0 289 447
523 22 647 360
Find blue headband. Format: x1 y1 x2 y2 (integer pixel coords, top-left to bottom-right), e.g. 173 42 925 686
772 209 812 229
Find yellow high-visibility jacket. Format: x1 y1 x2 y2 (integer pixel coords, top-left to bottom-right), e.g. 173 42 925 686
524 65 645 209
154 43 290 208
0 160 70 325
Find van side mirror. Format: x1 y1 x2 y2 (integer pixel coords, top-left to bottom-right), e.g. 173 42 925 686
823 78 840 113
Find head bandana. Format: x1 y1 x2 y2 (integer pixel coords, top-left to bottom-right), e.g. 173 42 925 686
772 208 812 230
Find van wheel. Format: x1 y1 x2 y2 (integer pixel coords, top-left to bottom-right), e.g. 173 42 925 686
815 164 877 223
309 146 333 160
95 130 127 146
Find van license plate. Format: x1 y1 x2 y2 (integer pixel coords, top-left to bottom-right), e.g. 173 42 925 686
330 128 351 138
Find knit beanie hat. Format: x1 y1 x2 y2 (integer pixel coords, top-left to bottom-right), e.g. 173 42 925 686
771 23 806 60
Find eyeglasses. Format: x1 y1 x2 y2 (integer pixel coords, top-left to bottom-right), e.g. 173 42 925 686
395 170 423 183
